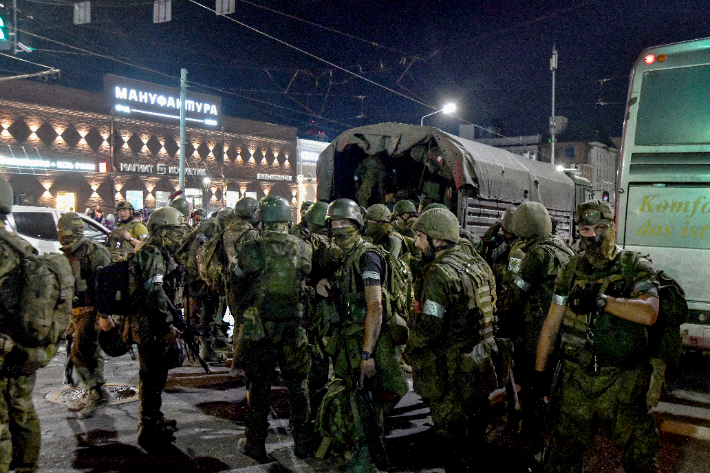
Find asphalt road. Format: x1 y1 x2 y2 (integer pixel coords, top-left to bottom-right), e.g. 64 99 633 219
30 346 710 473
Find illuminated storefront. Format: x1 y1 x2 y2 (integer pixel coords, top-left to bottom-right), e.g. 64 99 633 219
0 77 297 216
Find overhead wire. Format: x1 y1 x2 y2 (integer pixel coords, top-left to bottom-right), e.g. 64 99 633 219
185 0 434 110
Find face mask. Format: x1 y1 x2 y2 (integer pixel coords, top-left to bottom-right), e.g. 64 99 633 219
160 227 185 253
58 230 81 249
331 226 360 251
581 223 616 267
364 222 391 240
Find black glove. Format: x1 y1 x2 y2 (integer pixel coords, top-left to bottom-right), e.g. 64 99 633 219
568 284 599 315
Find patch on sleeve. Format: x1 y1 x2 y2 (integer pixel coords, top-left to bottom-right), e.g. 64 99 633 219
423 299 445 318
153 274 164 284
508 257 522 274
362 271 380 281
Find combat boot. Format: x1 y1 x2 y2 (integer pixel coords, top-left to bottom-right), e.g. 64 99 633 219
78 385 111 419
138 420 176 452
238 437 270 463
199 338 220 363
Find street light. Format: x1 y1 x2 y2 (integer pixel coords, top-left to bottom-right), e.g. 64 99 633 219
420 103 456 126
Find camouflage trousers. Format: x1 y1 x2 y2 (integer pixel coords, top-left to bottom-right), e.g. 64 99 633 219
137 342 170 426
239 320 311 448
0 374 39 473
70 308 105 391
545 360 660 473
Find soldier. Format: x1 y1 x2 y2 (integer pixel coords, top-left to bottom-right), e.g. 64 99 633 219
126 206 186 451
406 207 497 471
354 154 386 208
289 200 314 238
483 205 516 268
535 200 661 473
497 202 574 391
176 209 228 362
108 201 149 262
316 198 407 473
0 176 42 472
57 212 113 418
234 196 313 461
363 204 411 260
422 203 483 254
392 199 418 238
222 197 260 373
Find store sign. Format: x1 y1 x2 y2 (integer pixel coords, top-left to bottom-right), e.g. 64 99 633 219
104 74 221 128
0 156 96 171
257 173 293 181
119 162 207 177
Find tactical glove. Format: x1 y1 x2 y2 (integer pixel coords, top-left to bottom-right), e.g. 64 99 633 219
646 357 666 408
568 284 599 315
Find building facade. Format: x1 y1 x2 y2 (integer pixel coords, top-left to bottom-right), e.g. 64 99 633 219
0 78 298 218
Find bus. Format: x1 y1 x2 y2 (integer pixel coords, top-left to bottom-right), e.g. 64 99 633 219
616 37 710 349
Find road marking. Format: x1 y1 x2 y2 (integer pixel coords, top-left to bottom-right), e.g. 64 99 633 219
660 420 710 441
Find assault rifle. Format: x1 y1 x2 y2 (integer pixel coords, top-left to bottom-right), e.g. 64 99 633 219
352 373 391 473
169 301 210 374
539 355 563 465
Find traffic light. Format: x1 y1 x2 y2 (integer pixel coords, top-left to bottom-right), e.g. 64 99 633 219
0 15 10 51
602 190 610 202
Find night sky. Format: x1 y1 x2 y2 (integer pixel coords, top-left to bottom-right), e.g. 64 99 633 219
2 0 709 141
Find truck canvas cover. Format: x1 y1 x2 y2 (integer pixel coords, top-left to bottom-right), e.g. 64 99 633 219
317 122 574 213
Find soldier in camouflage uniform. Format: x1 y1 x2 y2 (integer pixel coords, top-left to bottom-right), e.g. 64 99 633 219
392 199 418 238
0 177 41 473
234 196 313 461
222 197 260 374
354 155 386 208
57 212 113 418
175 210 228 362
422 203 484 254
316 198 407 473
363 204 412 261
406 207 497 472
535 200 661 473
497 202 574 394
289 200 314 238
107 201 149 262
126 206 186 451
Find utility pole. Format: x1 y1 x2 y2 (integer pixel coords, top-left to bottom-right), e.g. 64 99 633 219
179 68 187 192
550 45 558 166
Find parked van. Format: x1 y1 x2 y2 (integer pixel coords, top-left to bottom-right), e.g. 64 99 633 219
5 206 110 254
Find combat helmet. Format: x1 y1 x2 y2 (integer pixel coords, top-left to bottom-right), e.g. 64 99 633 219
422 203 447 213
512 201 552 239
393 199 417 217
116 201 134 212
170 197 190 217
57 212 85 248
412 207 460 243
501 206 516 234
300 200 314 213
147 206 184 233
234 196 258 219
326 198 364 228
0 176 12 215
304 201 328 227
258 195 292 223
365 204 392 223
575 200 614 226
216 207 234 221
98 326 129 357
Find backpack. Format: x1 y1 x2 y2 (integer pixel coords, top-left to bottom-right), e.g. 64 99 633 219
377 248 413 345
240 232 312 319
196 235 226 294
0 232 74 371
618 252 689 367
96 259 132 315
647 270 688 367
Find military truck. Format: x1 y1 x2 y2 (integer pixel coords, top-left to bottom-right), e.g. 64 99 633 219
316 122 576 241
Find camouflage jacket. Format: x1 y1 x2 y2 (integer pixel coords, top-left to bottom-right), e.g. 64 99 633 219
62 237 111 308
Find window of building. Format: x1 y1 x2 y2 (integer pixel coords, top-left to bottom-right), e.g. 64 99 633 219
565 146 575 158
155 191 171 208
125 190 144 211
56 192 76 211
226 191 239 208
